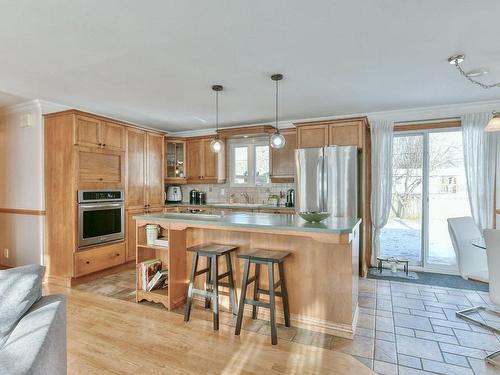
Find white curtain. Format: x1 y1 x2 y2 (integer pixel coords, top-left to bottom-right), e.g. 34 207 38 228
370 119 394 260
461 112 497 231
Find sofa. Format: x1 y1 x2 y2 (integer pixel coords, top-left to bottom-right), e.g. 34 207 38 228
0 265 67 375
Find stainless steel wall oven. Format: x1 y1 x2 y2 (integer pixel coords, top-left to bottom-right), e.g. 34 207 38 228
77 190 125 248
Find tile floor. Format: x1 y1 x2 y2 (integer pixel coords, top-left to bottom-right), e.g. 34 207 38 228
74 269 500 375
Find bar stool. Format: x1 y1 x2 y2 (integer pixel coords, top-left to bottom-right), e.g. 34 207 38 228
184 243 238 330
235 249 291 345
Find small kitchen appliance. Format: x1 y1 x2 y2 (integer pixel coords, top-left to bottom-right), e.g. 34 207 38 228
189 189 199 205
197 191 206 205
166 185 182 203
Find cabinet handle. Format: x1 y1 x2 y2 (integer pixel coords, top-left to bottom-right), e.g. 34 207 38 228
102 144 106 147
86 261 90 264
116 253 120 256
99 177 103 181
98 143 103 147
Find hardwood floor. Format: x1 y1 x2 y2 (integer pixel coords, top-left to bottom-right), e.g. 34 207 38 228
44 283 375 374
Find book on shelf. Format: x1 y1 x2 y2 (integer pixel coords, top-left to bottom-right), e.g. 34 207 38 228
152 237 169 248
138 258 162 290
147 269 169 291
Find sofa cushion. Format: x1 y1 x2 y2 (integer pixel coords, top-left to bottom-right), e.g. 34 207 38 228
0 264 45 349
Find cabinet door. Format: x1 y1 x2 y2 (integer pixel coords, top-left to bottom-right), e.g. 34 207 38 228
271 129 297 182
74 115 101 148
328 121 362 148
146 133 164 208
186 139 202 181
202 138 217 180
78 150 123 185
297 125 328 148
102 122 126 151
126 128 146 209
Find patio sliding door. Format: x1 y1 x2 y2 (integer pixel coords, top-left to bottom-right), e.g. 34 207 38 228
380 129 470 272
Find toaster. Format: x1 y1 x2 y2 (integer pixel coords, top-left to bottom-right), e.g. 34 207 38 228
166 185 182 203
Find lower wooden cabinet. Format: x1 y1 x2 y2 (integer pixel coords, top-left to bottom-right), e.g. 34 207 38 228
74 242 126 277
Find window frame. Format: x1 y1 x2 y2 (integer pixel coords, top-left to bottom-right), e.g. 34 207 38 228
229 137 271 187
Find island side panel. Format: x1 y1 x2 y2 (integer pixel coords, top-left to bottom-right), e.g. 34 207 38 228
184 227 355 337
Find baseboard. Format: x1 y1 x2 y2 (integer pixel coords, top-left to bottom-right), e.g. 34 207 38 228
191 295 355 339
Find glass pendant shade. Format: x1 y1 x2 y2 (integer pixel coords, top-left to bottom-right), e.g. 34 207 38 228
270 130 286 149
210 136 224 153
485 112 500 132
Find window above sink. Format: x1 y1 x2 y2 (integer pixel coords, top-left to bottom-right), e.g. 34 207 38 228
229 137 270 187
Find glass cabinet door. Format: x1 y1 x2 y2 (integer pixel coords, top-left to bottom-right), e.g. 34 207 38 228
165 141 185 179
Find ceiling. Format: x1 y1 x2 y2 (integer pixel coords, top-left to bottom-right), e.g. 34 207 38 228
0 0 499 131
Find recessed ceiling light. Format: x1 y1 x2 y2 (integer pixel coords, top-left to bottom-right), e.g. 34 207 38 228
466 68 489 78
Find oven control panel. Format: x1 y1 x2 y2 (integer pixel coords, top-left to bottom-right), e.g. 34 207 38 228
78 190 124 203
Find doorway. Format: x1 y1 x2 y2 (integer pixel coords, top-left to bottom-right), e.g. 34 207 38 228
379 128 471 272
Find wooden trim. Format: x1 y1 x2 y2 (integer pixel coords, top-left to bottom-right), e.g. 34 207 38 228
217 125 275 138
0 208 46 216
44 109 167 136
394 120 461 132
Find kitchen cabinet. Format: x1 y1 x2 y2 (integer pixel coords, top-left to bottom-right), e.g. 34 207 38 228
296 118 365 149
165 138 187 184
186 137 225 183
77 149 124 188
44 109 166 286
270 128 297 183
296 124 328 148
74 114 125 151
125 128 165 209
146 133 165 208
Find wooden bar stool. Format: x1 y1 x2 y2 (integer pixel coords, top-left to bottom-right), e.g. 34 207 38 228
184 243 238 330
235 249 291 345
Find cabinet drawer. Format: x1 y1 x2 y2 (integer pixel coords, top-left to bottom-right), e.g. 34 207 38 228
74 242 125 276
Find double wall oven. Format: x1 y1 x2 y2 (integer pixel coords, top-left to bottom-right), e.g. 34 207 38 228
77 190 125 248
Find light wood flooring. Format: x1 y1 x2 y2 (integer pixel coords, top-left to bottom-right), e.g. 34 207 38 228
45 282 375 374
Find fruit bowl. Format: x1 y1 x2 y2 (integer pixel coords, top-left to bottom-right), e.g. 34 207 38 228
298 211 330 223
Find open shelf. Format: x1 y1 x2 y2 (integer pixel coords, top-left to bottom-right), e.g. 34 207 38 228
137 244 169 251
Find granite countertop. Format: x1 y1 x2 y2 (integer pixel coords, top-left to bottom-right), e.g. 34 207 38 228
134 211 361 235
165 202 296 211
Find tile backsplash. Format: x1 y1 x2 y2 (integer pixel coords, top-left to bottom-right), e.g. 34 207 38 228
170 183 295 205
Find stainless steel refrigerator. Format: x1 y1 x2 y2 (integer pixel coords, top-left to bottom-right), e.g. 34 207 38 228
295 146 358 217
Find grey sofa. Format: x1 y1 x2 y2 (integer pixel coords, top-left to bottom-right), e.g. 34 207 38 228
0 265 67 375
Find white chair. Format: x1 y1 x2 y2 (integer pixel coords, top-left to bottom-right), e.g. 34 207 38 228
457 229 500 368
447 217 489 282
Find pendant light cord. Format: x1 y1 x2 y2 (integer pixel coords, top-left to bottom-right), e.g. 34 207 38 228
275 79 279 132
216 90 219 133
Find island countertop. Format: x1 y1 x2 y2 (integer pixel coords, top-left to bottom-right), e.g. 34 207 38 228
134 211 361 236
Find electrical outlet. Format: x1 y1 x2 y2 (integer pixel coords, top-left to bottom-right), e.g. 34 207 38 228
3 248 9 259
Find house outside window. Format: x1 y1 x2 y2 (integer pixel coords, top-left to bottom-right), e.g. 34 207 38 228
229 137 270 187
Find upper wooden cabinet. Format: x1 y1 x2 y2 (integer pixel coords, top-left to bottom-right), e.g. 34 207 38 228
270 129 297 183
165 138 187 184
146 133 165 208
186 137 225 184
74 115 125 152
296 117 368 149
77 149 123 187
125 128 164 209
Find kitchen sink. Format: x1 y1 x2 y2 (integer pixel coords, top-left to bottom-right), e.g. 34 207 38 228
211 203 262 208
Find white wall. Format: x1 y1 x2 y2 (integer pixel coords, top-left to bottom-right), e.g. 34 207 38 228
0 101 44 266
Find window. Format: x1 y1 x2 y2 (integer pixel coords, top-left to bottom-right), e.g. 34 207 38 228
230 137 270 186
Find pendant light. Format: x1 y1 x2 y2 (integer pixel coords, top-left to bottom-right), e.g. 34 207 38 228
485 111 500 132
210 85 224 153
270 74 286 149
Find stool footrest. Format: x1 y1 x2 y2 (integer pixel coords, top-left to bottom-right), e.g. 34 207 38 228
218 281 230 288
257 288 283 298
244 299 271 309
192 288 214 298
217 271 230 280
194 267 210 276
246 275 257 285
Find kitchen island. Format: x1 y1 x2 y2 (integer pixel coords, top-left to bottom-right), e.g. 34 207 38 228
134 211 361 338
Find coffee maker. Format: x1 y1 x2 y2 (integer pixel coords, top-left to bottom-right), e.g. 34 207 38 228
285 189 295 207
